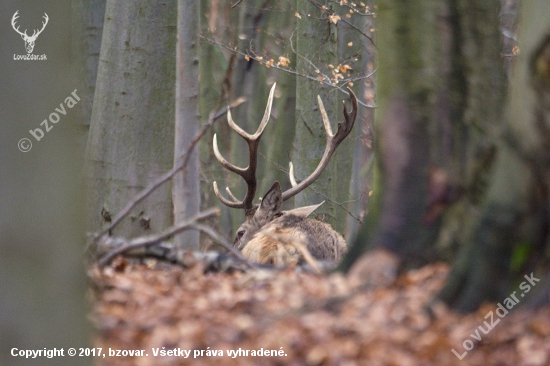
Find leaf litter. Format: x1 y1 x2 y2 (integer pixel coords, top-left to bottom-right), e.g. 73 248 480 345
89 259 550 365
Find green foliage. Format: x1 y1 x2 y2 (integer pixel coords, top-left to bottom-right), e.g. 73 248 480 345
510 241 533 273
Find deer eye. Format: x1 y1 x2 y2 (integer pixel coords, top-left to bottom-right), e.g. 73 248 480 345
237 230 245 239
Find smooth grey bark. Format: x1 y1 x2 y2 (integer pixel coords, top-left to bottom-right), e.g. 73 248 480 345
198 0 232 246
199 0 224 208
258 7 297 198
0 2 89 365
86 0 176 239
72 0 106 126
339 3 375 239
173 0 200 250
294 0 342 232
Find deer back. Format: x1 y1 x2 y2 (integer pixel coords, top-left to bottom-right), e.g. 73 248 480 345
241 213 347 266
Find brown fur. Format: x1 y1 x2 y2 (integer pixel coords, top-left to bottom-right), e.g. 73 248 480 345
241 213 347 266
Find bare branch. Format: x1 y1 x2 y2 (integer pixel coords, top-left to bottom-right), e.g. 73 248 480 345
98 208 220 267
189 223 257 268
201 34 376 108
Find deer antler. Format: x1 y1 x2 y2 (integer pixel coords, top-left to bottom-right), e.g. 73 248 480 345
213 85 357 211
282 87 358 201
213 83 276 211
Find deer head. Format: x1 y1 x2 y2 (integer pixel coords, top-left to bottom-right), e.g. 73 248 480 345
212 83 358 253
12 11 49 54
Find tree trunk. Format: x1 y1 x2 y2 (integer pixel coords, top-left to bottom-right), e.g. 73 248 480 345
294 0 342 231
173 0 200 250
342 0 443 270
258 7 297 198
72 0 106 126
340 1 375 239
439 0 550 311
1 2 89 364
86 0 176 239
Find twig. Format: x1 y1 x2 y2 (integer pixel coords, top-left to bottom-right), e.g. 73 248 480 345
190 223 258 269
201 34 376 109
98 208 220 267
231 0 243 8
306 0 376 47
87 99 246 251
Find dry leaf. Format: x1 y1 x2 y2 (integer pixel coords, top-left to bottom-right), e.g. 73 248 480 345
277 56 290 67
338 64 352 73
328 14 341 24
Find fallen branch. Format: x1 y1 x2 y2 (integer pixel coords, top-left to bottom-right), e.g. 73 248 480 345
98 208 220 267
189 223 244 260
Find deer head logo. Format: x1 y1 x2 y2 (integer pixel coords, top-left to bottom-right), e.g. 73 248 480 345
11 11 49 54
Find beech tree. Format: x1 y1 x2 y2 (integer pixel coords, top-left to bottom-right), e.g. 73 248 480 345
172 0 201 250
86 0 176 238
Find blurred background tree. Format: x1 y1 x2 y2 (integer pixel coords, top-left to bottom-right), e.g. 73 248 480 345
0 1 90 365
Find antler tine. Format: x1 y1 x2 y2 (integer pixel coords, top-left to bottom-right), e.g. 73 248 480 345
252 82 276 139
289 162 298 187
281 88 358 201
225 187 240 202
335 87 358 145
212 83 277 210
213 134 246 176
212 134 248 208
226 82 276 141
317 95 334 137
213 181 241 207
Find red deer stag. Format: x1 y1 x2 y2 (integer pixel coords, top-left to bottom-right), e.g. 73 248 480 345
213 83 357 266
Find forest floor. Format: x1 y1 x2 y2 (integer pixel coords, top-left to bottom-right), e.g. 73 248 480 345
89 257 550 366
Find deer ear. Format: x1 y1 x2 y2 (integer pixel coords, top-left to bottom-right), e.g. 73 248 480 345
259 181 283 212
254 182 282 223
284 201 325 218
